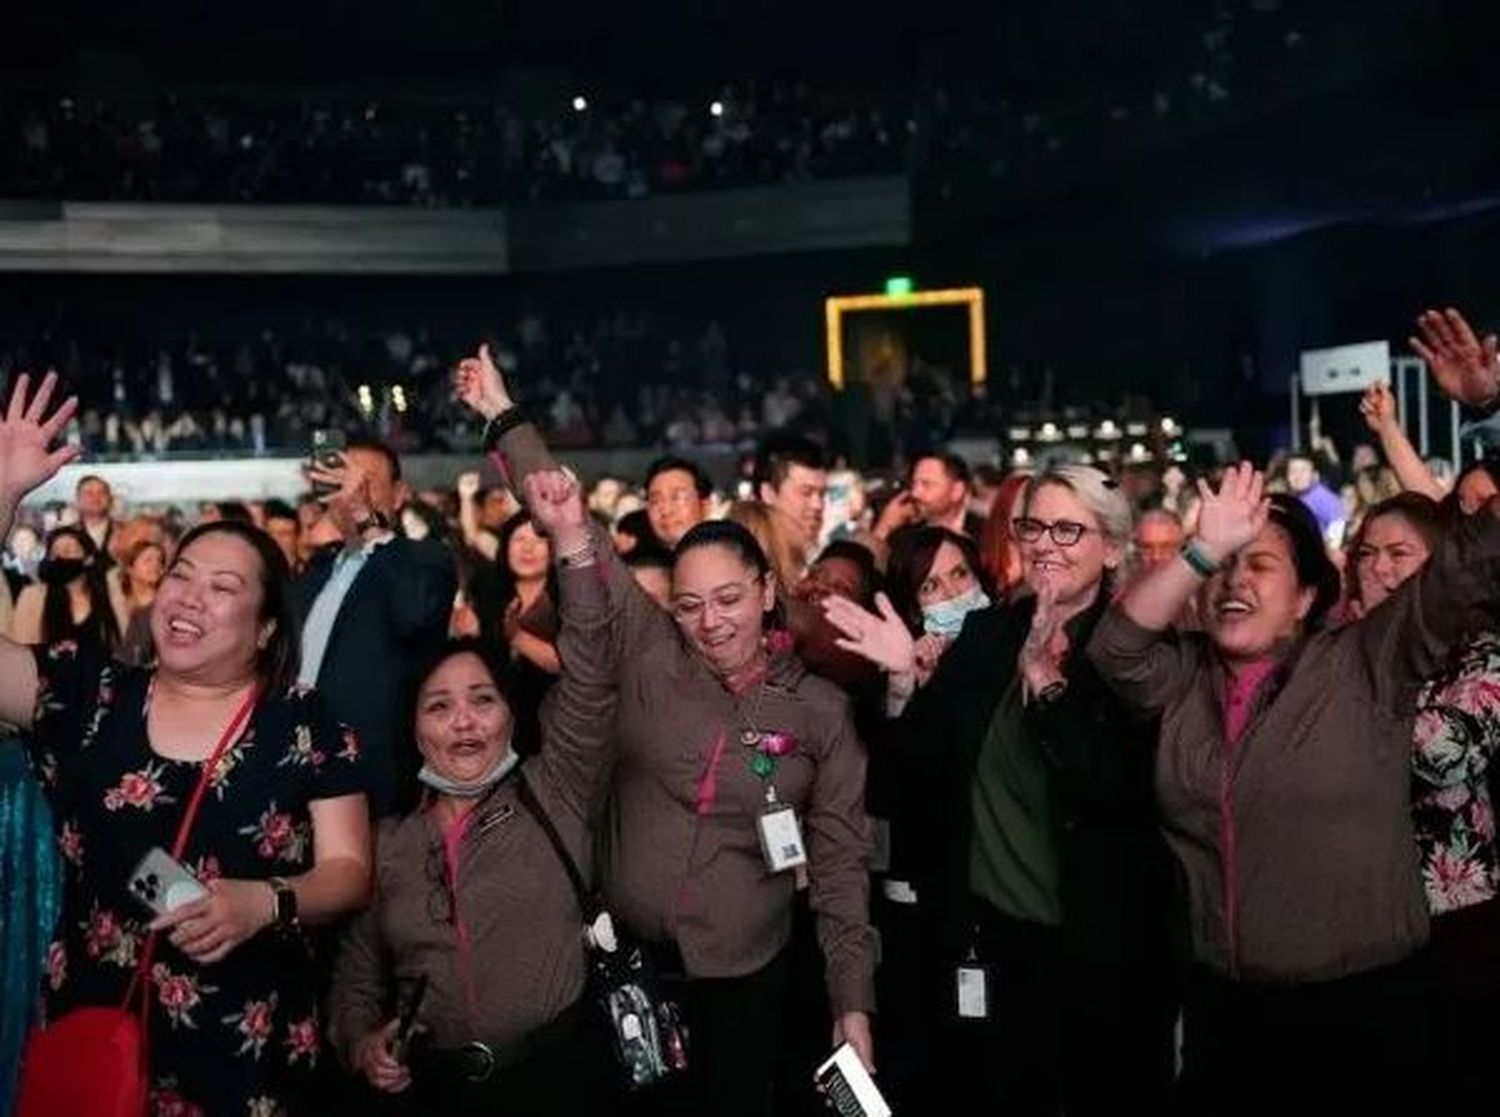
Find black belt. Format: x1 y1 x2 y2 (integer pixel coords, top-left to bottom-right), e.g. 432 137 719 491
412 998 593 1086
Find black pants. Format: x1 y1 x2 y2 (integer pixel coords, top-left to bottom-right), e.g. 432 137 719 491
1178 955 1433 1115
627 947 791 1117
1425 898 1500 1105
953 900 1176 1116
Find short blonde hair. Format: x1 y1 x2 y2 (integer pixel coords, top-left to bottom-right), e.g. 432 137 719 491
1021 465 1133 547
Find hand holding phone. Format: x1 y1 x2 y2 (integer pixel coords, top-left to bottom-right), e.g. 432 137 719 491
129 847 209 916
388 974 429 1064
308 429 347 500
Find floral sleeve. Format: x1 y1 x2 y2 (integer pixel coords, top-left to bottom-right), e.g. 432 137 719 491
284 685 369 804
28 640 119 810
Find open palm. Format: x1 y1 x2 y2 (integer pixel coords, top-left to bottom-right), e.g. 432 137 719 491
1411 307 1499 409
821 593 916 677
0 372 79 505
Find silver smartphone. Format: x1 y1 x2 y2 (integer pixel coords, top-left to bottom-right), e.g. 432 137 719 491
128 847 209 916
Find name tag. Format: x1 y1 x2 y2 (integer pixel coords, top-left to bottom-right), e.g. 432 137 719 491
757 803 808 873
956 964 990 1020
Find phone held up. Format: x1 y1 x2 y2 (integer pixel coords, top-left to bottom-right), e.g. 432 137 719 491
310 428 347 500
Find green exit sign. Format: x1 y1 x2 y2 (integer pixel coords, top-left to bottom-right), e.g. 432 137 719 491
884 276 914 297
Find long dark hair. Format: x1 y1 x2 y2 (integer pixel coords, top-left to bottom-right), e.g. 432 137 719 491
169 521 301 694
1265 494 1341 631
42 526 118 652
492 509 559 611
1345 492 1447 609
886 526 992 636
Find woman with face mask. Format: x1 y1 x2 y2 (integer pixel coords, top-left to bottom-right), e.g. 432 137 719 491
1345 492 1500 1104
455 348 876 1117
822 467 1178 1114
11 525 124 652
330 469 621 1116
1087 461 1500 1111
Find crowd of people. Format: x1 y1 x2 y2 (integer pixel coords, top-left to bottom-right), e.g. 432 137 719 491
1 83 905 207
1 304 1498 1116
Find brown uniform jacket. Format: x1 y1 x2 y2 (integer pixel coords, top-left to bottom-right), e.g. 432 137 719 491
1087 509 1500 983
493 420 877 1015
328 556 615 1058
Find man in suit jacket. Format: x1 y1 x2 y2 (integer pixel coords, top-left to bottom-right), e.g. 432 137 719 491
295 439 456 816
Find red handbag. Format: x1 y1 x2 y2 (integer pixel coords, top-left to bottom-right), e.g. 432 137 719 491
16 688 258 1117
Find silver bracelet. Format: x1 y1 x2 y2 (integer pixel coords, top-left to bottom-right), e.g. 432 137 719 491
555 539 598 568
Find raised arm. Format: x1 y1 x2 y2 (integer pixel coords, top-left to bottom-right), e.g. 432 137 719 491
524 470 619 820
1089 464 1266 713
1359 382 1444 501
1410 306 1500 415
453 345 676 667
0 372 80 728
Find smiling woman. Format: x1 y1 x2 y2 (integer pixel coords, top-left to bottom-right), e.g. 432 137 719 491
1089 461 1500 1111
0 374 373 1116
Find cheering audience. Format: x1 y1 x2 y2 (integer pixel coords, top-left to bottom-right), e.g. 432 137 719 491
5 301 1500 1115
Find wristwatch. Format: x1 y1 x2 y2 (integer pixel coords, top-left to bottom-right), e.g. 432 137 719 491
268 877 299 932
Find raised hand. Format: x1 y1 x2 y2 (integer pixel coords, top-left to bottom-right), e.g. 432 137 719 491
1019 581 1070 699
522 469 589 554
821 592 916 678
0 371 80 508
305 455 374 540
453 343 514 421
1193 462 1269 565
1410 307 1500 410
1359 382 1398 434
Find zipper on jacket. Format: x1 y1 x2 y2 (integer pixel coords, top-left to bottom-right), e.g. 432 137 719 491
1217 745 1239 977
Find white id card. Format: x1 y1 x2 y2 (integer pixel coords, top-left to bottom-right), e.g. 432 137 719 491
956 964 990 1020
757 803 808 873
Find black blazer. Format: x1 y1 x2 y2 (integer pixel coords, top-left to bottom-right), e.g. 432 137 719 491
885 589 1179 966
293 536 456 816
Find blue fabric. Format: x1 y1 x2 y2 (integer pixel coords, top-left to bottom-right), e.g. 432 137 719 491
0 742 60 1117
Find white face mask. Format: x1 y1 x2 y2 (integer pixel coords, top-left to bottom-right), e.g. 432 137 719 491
417 749 519 799
921 586 991 638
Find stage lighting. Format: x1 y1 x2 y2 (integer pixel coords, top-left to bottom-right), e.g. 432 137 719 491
572 96 588 113
710 101 725 117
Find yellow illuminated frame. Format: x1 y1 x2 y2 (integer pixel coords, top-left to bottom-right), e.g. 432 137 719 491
824 286 986 389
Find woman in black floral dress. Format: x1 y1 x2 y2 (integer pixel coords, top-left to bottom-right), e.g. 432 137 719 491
0 372 373 1117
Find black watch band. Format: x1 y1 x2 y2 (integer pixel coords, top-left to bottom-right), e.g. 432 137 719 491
269 877 299 931
481 407 527 453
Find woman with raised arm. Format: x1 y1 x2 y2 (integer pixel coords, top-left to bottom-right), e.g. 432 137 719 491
0 374 372 1116
818 466 1177 1114
1087 459 1500 1111
329 469 620 1116
453 346 876 1117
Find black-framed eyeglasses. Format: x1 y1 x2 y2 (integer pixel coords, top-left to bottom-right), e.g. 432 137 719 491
1011 517 1096 548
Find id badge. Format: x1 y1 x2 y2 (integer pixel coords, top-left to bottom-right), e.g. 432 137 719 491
757 802 808 873
955 964 990 1020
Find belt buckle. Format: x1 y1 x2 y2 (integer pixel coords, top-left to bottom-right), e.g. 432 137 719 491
462 1041 495 1083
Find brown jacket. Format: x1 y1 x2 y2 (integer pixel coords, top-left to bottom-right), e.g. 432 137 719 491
493 421 877 1015
328 557 615 1057
1087 509 1500 983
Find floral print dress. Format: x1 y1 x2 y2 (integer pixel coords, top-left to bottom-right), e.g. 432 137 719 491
1411 631 1500 915
26 641 367 1117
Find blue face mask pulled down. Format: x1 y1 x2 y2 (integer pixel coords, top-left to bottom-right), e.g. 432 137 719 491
921 587 990 638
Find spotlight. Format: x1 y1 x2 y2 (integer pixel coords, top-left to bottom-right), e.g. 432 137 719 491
572 95 588 113
710 101 725 118
1010 447 1032 468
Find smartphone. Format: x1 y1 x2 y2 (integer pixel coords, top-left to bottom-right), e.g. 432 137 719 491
814 1043 890 1117
389 974 429 1063
309 429 347 499
128 847 209 917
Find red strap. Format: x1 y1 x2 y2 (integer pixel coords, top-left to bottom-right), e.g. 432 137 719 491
122 685 260 1010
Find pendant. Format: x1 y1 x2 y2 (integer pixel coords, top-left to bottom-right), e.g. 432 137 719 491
740 729 762 748
749 752 775 780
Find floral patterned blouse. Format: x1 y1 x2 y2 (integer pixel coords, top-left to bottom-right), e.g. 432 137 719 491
1412 631 1500 916
26 641 367 1117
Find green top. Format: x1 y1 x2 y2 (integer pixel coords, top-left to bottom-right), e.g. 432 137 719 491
969 674 1063 926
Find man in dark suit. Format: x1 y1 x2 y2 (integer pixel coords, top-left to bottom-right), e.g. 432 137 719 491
296 439 456 816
